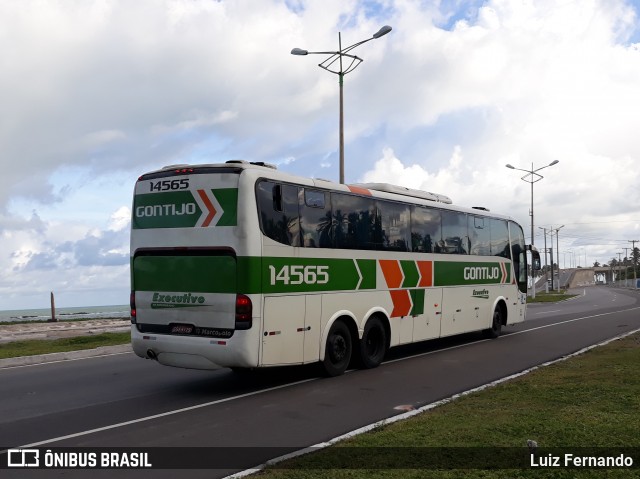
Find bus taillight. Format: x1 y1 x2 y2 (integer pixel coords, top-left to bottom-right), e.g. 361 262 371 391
235 294 252 330
130 291 137 324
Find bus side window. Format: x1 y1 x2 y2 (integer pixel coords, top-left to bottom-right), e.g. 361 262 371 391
378 200 410 251
491 219 510 259
332 193 376 250
411 206 441 253
257 180 300 246
441 211 468 255
300 189 332 248
469 216 490 256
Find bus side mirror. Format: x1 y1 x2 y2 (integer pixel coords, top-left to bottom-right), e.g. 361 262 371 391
527 245 541 270
532 257 541 271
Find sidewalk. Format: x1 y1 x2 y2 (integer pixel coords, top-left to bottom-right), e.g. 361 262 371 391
0 319 132 368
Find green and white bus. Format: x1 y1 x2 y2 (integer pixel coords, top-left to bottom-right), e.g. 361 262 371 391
130 161 540 376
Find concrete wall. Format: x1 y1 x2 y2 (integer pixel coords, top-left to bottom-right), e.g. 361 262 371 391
568 269 596 288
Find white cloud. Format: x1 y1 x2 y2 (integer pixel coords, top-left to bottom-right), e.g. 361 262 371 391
108 206 131 232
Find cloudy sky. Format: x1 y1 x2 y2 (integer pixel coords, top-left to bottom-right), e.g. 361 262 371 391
2 0 640 310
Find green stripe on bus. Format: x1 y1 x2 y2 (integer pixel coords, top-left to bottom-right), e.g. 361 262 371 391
133 255 236 293
261 257 376 294
409 289 425 316
214 188 239 226
132 255 512 295
132 188 238 229
434 261 510 286
132 191 199 229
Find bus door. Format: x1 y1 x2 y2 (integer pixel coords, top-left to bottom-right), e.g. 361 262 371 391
261 294 321 366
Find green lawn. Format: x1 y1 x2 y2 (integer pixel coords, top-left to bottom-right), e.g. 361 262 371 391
0 332 131 359
254 332 640 479
528 291 577 303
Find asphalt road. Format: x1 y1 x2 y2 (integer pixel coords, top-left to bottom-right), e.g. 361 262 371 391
2 286 639 478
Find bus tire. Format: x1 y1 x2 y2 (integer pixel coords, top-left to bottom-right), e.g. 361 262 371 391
483 305 503 339
360 317 387 369
322 320 352 377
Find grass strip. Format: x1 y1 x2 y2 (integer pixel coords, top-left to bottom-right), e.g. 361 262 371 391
255 332 640 479
528 292 577 303
0 332 131 359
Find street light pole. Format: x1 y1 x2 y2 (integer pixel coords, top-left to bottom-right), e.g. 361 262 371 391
553 225 564 291
506 160 559 297
292 25 392 184
539 226 548 292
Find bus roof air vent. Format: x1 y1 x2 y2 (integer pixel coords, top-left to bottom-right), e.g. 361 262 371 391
250 161 277 169
472 206 490 211
161 164 190 170
225 160 249 165
354 183 453 204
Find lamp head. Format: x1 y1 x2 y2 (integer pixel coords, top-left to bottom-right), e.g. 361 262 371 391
505 164 515 169
291 48 308 55
373 25 392 39
549 160 559 166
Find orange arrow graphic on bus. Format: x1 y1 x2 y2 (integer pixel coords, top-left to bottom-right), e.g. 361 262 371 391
417 260 433 287
380 260 404 289
389 290 412 317
500 262 508 283
197 189 218 227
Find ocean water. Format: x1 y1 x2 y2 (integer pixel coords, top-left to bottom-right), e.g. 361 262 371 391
0 305 130 323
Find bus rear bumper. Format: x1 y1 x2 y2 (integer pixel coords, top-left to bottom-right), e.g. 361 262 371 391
131 326 257 370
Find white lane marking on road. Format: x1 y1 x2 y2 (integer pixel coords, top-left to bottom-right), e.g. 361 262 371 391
224 326 640 479
508 306 640 337
5 377 318 450
0 351 133 370
534 310 562 315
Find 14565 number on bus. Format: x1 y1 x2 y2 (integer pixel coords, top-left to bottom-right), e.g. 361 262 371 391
268 265 329 285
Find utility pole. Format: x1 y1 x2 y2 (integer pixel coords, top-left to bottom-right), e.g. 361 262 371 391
617 252 623 286
539 227 548 291
623 247 630 287
630 240 639 289
552 225 564 291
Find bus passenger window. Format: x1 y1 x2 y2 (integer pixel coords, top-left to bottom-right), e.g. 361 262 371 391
411 206 441 253
491 219 510 258
256 181 300 246
378 200 410 251
441 211 468 254
469 216 490 256
300 189 331 248
332 193 376 250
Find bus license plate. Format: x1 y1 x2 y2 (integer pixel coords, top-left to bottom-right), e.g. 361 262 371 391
170 324 195 335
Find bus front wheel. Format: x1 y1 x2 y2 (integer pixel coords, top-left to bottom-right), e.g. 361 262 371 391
323 321 352 377
360 317 387 369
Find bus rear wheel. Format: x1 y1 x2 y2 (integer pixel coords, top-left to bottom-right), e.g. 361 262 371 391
483 305 503 339
360 317 387 369
322 321 352 377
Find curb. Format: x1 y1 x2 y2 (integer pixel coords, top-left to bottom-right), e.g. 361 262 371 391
0 344 132 369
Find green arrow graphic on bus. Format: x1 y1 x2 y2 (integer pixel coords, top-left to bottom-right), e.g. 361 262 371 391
132 189 238 229
400 260 420 288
